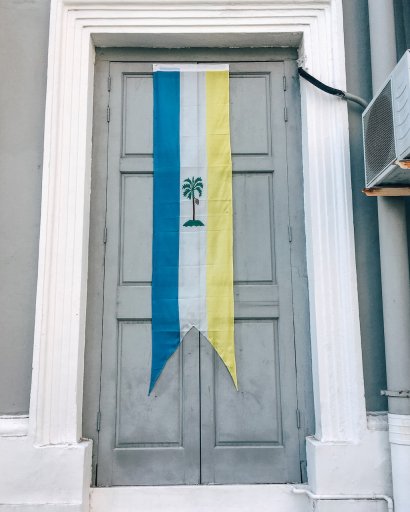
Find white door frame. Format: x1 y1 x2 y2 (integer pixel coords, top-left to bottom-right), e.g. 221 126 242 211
5 0 388 508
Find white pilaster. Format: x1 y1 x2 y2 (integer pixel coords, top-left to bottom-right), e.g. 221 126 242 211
388 414 410 511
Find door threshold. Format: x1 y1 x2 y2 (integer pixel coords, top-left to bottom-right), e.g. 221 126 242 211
90 484 308 512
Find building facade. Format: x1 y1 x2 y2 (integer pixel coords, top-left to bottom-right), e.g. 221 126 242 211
0 0 409 510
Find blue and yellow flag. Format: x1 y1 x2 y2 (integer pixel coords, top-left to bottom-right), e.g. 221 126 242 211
150 64 237 392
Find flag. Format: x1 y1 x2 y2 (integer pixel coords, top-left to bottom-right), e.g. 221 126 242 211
150 64 237 393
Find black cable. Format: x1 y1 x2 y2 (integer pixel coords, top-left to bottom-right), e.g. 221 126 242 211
298 67 368 109
298 67 345 98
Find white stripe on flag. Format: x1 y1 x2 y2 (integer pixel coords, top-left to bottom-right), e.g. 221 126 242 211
153 63 228 72
178 71 208 338
198 72 208 334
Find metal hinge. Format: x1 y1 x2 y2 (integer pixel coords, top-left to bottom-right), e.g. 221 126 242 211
108 75 111 92
107 105 110 123
97 411 101 431
283 75 287 91
288 226 292 243
284 106 288 122
103 227 107 244
300 460 307 482
296 409 301 429
381 389 410 398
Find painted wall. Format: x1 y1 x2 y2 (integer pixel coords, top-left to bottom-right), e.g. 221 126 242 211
0 0 403 415
394 0 410 271
342 0 387 411
0 0 50 414
394 0 410 58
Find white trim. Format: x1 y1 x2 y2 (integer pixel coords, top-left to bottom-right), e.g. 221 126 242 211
0 415 29 437
90 485 309 512
388 413 410 445
292 487 394 512
153 63 229 71
30 0 366 447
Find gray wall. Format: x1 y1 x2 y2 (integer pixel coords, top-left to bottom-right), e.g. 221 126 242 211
0 0 394 414
394 0 410 271
342 0 387 411
394 0 410 58
0 0 50 414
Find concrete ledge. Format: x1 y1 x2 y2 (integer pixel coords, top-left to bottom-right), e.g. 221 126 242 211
367 413 388 432
90 485 309 512
0 438 92 512
311 501 387 511
0 415 29 437
388 413 410 445
306 429 392 496
0 505 83 512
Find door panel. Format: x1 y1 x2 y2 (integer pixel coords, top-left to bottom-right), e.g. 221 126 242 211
200 62 299 484
120 174 152 283
230 74 271 155
87 57 305 486
233 173 274 282
97 65 200 486
215 320 281 444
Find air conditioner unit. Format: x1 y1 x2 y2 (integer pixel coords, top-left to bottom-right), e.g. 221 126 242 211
363 50 410 188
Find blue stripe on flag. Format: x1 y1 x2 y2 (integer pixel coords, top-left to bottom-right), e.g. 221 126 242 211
150 71 181 393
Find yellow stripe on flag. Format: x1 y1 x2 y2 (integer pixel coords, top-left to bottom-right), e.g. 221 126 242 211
205 70 237 388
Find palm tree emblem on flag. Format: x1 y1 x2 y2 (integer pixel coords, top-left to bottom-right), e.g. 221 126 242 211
182 177 205 227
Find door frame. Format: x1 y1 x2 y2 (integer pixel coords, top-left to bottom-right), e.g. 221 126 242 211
25 0 369 507
83 51 313 485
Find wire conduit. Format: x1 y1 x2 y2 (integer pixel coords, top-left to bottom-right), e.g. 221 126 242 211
292 487 393 511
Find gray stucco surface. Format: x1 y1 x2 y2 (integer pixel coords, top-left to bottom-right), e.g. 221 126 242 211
0 0 50 414
394 0 410 271
0 0 401 415
342 0 387 411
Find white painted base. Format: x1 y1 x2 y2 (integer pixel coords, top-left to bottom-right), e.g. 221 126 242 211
311 502 387 512
0 415 29 437
390 442 410 512
89 485 309 512
0 426 391 512
306 429 392 495
0 506 82 512
89 486 391 512
0 437 92 511
389 414 410 512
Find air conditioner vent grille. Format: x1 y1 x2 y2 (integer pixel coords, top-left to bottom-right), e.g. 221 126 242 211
364 81 396 184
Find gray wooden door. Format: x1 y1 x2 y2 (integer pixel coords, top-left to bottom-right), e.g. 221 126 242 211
83 51 312 487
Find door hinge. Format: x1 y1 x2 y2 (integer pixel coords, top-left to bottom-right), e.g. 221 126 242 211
108 75 111 92
284 106 288 122
107 105 110 123
96 411 101 431
296 409 301 429
283 75 287 91
288 225 292 243
103 227 107 244
300 460 307 482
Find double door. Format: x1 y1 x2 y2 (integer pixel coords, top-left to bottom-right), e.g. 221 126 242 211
83 51 312 487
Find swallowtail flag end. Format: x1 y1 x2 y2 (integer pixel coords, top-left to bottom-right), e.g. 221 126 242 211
150 64 237 393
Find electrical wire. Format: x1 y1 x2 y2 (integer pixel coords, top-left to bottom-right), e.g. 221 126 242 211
298 67 369 109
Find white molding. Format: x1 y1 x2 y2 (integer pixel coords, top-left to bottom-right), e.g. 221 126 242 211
0 416 29 437
388 413 410 445
30 0 365 449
